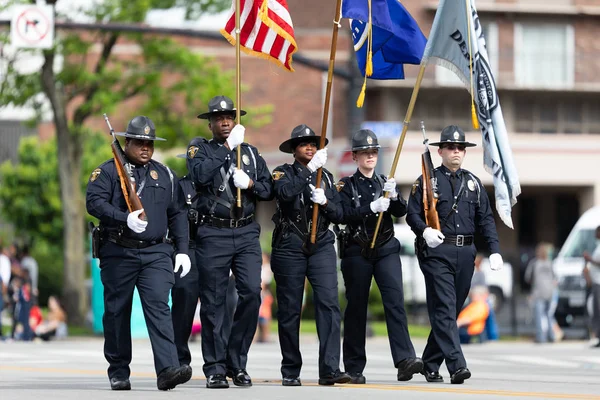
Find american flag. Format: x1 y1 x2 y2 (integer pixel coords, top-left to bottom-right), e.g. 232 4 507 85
221 0 297 72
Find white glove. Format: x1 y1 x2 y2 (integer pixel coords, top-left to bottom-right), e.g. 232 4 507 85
226 124 245 149
369 197 390 213
383 178 398 199
307 148 328 173
489 253 503 271
174 253 191 278
233 168 251 189
127 209 147 233
309 184 327 205
423 227 445 248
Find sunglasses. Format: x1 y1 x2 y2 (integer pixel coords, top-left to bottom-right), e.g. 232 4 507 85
442 144 466 151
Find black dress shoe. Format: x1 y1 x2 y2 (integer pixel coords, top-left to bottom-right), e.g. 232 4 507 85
422 370 444 383
349 372 366 384
450 367 471 384
110 378 131 390
206 374 229 389
318 370 352 386
157 365 192 391
396 358 424 381
282 376 302 386
226 368 252 387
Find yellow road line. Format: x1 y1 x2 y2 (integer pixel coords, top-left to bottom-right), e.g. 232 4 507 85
1 366 599 399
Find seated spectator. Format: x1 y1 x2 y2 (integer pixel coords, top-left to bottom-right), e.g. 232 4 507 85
256 253 273 343
457 286 490 344
35 296 68 341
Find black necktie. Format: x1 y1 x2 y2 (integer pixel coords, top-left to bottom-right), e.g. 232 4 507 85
450 173 457 194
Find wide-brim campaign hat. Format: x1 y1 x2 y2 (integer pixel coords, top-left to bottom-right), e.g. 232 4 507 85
115 115 166 141
279 124 329 154
197 95 247 119
429 125 476 147
351 129 381 151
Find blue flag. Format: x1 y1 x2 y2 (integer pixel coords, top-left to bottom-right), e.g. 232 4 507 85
342 0 427 80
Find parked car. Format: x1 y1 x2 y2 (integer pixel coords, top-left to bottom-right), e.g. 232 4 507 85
394 224 513 311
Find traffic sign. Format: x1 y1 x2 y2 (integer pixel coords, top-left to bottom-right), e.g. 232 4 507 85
11 5 54 49
337 150 356 178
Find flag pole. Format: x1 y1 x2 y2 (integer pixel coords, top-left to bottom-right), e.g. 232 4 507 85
369 64 427 249
308 0 343 246
234 0 243 213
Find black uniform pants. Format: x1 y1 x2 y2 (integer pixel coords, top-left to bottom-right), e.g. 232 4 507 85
341 239 415 373
271 231 342 378
419 243 475 375
99 242 179 379
195 221 262 377
171 245 199 366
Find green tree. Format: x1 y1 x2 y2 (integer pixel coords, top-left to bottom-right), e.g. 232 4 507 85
0 0 270 324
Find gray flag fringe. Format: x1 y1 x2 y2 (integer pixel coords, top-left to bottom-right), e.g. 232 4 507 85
422 0 521 228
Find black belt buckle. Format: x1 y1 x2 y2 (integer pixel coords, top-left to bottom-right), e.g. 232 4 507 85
456 234 464 247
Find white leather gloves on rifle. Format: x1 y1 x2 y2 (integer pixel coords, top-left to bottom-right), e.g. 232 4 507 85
423 227 445 248
309 184 327 205
383 178 398 200
174 254 191 278
127 209 147 233
307 148 328 173
226 124 245 150
489 253 503 271
370 197 390 213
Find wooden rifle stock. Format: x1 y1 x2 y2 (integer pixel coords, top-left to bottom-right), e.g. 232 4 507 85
421 151 440 230
103 114 146 221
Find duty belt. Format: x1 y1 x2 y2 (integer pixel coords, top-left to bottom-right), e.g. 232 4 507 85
107 232 164 249
200 214 254 229
443 235 474 247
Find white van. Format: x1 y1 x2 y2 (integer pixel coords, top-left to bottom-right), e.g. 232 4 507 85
553 206 600 325
394 224 513 311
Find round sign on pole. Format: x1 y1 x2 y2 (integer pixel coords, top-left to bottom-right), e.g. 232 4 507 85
10 5 55 49
337 150 356 178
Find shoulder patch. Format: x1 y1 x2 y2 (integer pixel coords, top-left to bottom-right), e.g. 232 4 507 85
411 179 419 195
272 171 285 181
335 181 345 192
187 146 199 159
90 168 102 182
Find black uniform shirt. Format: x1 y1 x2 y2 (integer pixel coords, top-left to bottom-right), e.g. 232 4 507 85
406 164 500 254
186 139 273 218
86 159 189 254
179 175 197 206
272 161 343 227
338 169 407 236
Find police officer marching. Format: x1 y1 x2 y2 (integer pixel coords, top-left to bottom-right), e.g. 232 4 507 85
406 125 503 384
337 129 424 384
171 137 204 373
186 95 274 388
270 125 351 387
86 116 192 391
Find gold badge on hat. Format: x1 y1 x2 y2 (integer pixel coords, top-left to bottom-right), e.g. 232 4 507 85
150 170 159 180
144 125 150 135
467 179 475 191
335 181 345 192
366 136 373 145
242 154 250 166
272 171 285 181
188 146 199 159
90 168 102 182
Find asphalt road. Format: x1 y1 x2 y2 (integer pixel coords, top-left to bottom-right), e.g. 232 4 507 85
2 335 600 399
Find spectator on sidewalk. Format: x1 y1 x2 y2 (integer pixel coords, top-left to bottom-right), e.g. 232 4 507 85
35 295 68 341
20 245 39 299
457 286 490 344
0 244 11 339
583 226 600 347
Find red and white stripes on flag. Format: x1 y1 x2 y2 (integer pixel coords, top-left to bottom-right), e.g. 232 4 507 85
221 0 297 72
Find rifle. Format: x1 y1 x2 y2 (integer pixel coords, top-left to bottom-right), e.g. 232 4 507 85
420 121 440 230
103 113 146 221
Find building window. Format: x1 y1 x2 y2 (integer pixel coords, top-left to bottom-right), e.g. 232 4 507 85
436 21 498 86
514 23 574 88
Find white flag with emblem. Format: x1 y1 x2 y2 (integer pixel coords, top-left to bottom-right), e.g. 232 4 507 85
422 0 521 228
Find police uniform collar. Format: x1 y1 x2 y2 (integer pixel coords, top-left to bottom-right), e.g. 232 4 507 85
439 164 462 177
292 160 310 172
355 169 375 181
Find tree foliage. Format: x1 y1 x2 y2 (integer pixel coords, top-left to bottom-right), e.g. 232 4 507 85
0 0 271 323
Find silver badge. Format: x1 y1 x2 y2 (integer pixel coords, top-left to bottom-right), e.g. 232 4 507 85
305 128 310 135
220 100 227 108
366 136 373 145
242 154 250 166
467 179 475 191
453 131 460 140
